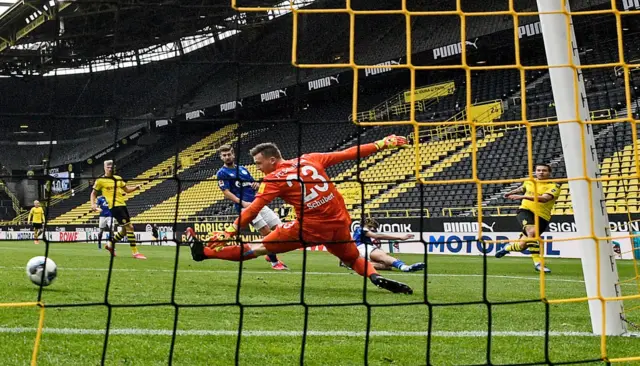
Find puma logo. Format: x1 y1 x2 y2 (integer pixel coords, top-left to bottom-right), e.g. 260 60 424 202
482 221 496 232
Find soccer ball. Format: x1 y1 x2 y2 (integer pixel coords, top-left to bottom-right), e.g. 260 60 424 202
25 256 57 286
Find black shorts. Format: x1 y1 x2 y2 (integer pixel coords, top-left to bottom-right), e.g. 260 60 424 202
32 223 43 230
110 206 131 225
516 209 549 235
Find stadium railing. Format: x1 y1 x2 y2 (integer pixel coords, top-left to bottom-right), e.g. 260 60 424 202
614 59 640 77
528 108 619 123
441 205 519 217
410 98 505 142
363 208 430 218
0 182 94 225
46 182 91 206
349 81 455 122
183 209 432 223
179 215 248 223
0 181 24 220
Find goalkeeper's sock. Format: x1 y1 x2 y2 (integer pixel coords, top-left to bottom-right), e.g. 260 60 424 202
267 253 279 264
350 257 378 277
204 244 257 261
127 233 138 254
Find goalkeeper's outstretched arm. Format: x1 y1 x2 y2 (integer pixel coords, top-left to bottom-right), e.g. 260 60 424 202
306 135 408 168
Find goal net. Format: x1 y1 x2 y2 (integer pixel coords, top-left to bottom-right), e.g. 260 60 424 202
1 0 640 364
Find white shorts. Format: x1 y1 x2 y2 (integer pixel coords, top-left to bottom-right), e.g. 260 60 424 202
357 244 381 260
99 216 114 230
251 206 281 231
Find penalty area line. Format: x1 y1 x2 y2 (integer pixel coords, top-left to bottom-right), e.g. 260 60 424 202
0 327 634 337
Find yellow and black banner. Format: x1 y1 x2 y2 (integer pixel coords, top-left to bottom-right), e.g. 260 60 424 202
469 101 503 123
403 81 455 103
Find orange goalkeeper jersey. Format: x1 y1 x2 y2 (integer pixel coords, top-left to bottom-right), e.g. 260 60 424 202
234 143 379 232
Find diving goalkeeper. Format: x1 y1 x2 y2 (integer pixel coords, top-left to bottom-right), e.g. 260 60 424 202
186 135 413 294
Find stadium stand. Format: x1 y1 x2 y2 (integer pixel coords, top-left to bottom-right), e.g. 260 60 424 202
44 134 189 223
134 87 370 222
553 122 639 215
3 0 639 224
44 131 196 221
43 70 637 222
151 57 534 221
47 127 232 224
0 189 14 221
0 51 223 120
134 117 364 222
0 122 146 170
128 124 269 223
5 1 640 365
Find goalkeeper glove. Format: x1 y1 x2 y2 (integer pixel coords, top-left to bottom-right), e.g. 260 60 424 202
206 226 238 249
207 225 237 242
374 135 409 150
209 226 237 241
224 225 238 237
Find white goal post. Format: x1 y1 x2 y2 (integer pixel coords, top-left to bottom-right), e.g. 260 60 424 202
536 0 626 335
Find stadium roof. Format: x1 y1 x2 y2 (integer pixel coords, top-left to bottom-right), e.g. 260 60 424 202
0 0 312 75
0 0 618 77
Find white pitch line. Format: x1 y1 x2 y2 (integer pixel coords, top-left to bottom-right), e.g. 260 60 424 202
1 327 637 338
0 265 588 284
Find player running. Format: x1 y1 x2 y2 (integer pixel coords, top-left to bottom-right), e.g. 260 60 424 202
186 135 414 294
93 195 113 250
344 217 424 272
495 163 560 273
90 160 146 259
27 200 45 244
217 144 287 270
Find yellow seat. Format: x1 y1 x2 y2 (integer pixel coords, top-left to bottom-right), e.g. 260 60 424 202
617 206 629 213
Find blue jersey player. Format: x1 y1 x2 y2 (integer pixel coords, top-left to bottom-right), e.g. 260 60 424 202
345 217 424 272
217 144 288 270
94 195 114 249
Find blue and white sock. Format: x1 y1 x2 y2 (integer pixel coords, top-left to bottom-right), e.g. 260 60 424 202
392 260 406 271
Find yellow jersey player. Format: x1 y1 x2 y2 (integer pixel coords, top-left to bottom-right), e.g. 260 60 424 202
496 164 560 273
27 200 45 244
90 160 146 259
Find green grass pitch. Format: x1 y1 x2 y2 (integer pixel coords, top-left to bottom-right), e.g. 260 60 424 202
1 240 640 365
